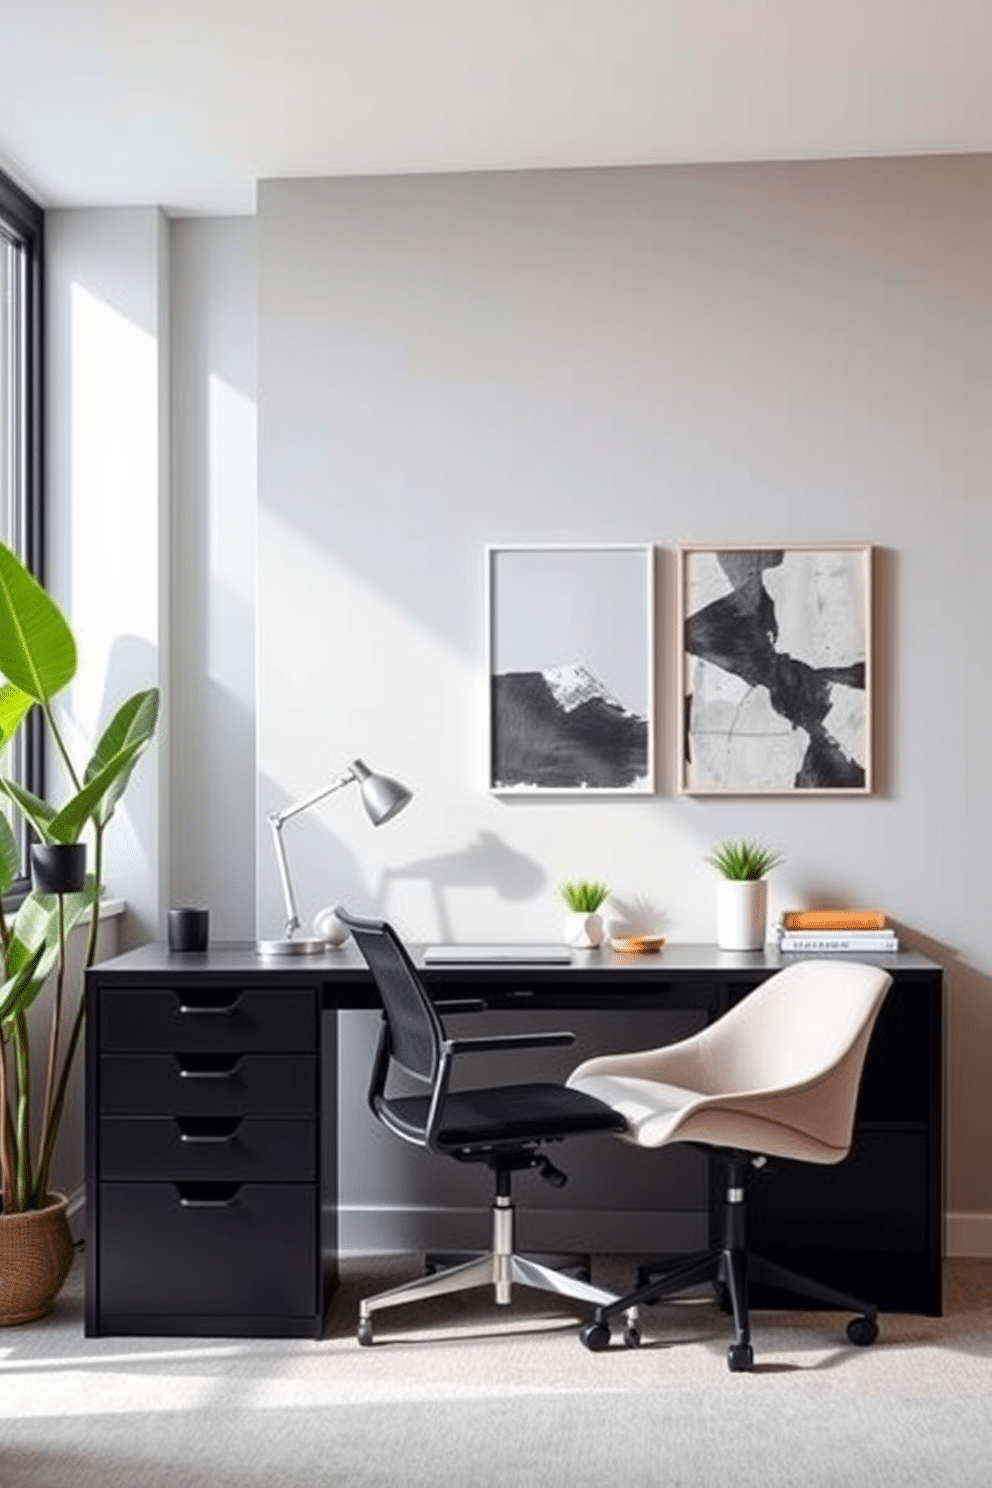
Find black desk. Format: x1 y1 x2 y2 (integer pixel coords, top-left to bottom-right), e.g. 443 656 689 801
85 943 943 1337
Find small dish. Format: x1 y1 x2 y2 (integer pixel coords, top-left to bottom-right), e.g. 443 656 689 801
610 934 666 954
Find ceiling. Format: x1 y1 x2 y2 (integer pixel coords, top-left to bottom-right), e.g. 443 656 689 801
2 0 992 216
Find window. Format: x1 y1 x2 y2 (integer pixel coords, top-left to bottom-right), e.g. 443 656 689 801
0 167 43 895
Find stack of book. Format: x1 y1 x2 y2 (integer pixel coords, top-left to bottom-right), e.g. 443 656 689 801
774 909 899 954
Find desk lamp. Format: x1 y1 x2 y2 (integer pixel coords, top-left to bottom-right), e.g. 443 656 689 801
257 758 412 956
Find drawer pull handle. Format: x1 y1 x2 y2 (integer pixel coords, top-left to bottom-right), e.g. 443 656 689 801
176 1117 242 1143
177 1056 242 1079
177 1182 241 1208
176 990 244 1015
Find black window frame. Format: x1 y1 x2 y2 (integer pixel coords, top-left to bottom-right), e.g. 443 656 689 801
0 166 44 902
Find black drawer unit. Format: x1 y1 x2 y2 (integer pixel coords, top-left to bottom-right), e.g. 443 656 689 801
86 969 324 1338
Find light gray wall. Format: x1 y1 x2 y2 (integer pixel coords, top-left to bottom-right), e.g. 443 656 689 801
257 157 992 1252
170 218 257 937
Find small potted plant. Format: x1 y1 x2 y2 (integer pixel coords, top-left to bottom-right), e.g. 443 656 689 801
559 879 610 949
707 840 781 951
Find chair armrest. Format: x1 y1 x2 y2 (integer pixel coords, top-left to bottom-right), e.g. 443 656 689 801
434 998 488 1014
444 1031 575 1055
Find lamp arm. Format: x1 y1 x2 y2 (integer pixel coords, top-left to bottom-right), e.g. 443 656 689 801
267 769 358 939
268 768 357 828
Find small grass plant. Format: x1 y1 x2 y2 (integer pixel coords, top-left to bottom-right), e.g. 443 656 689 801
707 840 781 881
559 879 610 913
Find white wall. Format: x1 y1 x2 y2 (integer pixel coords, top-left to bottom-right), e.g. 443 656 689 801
256 157 992 1247
46 206 169 948
170 218 257 937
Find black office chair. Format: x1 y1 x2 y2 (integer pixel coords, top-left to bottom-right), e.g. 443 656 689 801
335 908 638 1347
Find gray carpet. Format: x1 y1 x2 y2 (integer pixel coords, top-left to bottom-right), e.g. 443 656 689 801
2 1253 991 1487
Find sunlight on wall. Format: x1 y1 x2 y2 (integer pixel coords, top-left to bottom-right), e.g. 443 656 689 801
66 281 158 748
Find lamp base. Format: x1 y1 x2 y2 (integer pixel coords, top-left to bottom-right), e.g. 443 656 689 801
255 937 330 957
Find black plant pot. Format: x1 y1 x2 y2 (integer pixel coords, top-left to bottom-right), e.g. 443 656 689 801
30 843 86 895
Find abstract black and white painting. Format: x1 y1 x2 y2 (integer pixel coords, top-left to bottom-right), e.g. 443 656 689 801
488 545 654 793
678 544 872 795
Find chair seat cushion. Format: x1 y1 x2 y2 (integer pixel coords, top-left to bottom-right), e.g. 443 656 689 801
570 1073 702 1145
382 1082 628 1150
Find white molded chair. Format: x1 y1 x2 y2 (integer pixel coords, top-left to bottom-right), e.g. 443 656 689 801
567 958 893 1370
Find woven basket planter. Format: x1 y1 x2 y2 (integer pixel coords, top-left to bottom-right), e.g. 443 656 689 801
0 1194 74 1325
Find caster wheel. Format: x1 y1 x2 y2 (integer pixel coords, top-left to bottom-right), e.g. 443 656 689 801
846 1315 879 1347
727 1343 754 1372
622 1323 641 1349
357 1319 374 1347
579 1321 612 1352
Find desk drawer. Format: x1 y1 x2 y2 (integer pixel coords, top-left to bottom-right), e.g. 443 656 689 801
98 1182 317 1317
99 987 317 1053
99 1053 317 1116
99 1116 316 1181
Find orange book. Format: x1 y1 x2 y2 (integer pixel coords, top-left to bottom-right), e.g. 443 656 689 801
782 909 887 932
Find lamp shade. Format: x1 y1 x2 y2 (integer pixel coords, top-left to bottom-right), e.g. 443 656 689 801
352 758 413 825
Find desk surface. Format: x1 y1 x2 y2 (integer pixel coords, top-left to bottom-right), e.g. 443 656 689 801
93 940 941 998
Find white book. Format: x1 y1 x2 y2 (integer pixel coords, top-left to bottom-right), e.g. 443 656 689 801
778 935 899 953
776 926 897 942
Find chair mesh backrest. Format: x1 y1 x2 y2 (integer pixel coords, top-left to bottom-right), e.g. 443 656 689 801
335 909 444 1083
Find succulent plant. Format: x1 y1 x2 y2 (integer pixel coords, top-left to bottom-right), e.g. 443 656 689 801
706 840 781 882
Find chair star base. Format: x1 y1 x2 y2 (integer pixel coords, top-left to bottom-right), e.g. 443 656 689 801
356 1190 638 1346
581 1155 880 1370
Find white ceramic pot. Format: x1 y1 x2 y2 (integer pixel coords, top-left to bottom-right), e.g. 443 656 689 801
563 911 605 949
715 879 767 951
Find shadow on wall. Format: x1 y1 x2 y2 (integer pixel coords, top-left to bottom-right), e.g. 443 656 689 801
378 830 545 941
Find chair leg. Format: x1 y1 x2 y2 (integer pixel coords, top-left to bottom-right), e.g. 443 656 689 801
511 1253 628 1311
359 1252 498 1328
592 1249 722 1327
747 1253 877 1320
721 1247 753 1371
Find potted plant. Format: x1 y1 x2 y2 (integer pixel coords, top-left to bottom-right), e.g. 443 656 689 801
0 539 159 1323
707 839 782 951
559 879 610 949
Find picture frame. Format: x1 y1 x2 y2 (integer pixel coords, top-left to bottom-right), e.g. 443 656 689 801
487 544 655 794
677 542 873 796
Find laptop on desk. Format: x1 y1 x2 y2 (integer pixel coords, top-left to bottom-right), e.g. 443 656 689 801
422 944 573 965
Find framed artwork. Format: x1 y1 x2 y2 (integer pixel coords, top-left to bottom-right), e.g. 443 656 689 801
487 544 655 794
677 543 872 795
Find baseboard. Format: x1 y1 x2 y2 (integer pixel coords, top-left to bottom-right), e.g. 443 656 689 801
336 1204 708 1258
946 1212 992 1258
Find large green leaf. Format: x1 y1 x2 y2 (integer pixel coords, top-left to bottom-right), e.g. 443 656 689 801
0 810 18 895
0 737 145 846
0 943 46 1026
0 777 57 842
0 541 77 702
84 688 159 827
0 681 34 756
2 876 97 1014
46 740 144 843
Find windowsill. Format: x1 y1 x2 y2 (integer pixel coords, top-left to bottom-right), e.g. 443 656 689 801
1 891 126 919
